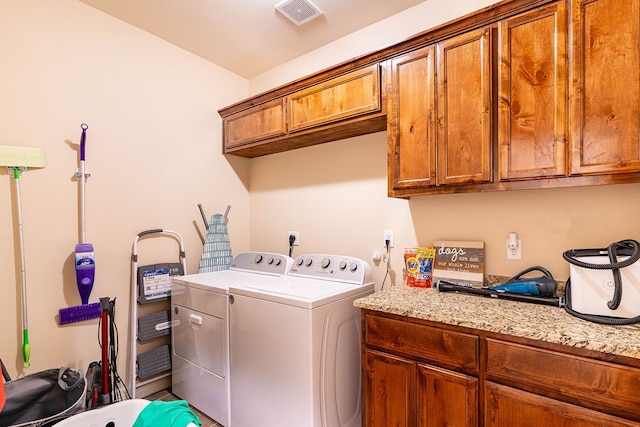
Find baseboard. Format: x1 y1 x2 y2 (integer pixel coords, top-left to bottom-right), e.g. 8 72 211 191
136 374 171 399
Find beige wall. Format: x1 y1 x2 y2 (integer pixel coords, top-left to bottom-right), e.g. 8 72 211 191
249 132 640 289
0 1 250 379
248 0 640 289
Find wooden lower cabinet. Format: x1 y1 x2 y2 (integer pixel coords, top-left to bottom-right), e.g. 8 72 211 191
365 349 416 427
417 364 478 427
362 310 640 427
485 382 640 427
364 349 478 427
363 312 479 426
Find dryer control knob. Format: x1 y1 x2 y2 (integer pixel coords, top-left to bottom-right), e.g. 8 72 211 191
321 258 331 269
275 258 282 266
267 257 274 265
349 262 358 272
254 255 263 264
306 258 313 267
339 261 348 270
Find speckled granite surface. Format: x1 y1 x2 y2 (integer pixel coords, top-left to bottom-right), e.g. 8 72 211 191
354 285 640 360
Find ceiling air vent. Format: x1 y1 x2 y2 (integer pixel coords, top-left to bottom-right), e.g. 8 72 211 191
276 0 323 26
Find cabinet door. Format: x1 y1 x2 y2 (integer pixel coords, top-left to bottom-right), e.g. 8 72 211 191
417 364 478 427
498 1 568 180
436 27 493 186
288 64 381 132
570 0 640 175
485 382 640 427
223 98 286 150
364 349 416 427
388 46 437 192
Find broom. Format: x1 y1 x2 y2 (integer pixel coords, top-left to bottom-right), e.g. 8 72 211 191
0 145 46 369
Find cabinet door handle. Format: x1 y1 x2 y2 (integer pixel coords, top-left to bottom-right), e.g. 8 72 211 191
189 314 203 325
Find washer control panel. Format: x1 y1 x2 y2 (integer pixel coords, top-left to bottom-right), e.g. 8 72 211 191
230 252 293 275
289 254 372 284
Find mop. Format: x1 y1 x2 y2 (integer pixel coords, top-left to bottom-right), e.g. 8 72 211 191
0 145 46 369
58 124 102 325
74 124 96 305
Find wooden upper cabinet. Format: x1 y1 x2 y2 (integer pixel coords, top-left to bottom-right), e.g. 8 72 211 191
220 0 640 192
387 28 493 196
388 46 437 193
220 63 385 157
288 64 381 132
223 98 286 150
498 1 568 181
436 27 493 186
570 0 640 175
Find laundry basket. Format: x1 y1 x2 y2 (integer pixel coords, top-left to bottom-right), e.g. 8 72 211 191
54 399 200 427
54 399 149 427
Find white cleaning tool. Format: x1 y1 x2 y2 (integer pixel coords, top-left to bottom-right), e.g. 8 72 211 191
0 145 46 369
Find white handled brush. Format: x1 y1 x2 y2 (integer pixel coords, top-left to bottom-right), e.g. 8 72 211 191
0 145 45 369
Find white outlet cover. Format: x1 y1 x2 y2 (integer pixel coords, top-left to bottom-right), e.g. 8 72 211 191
506 238 522 260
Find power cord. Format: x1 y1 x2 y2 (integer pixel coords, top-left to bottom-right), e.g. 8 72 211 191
97 298 130 403
381 239 390 290
288 234 296 257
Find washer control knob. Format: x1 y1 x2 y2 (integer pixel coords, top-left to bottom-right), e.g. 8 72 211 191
254 255 263 264
275 258 282 266
339 261 348 270
267 257 274 265
349 262 358 272
321 258 331 269
306 258 313 267
297 258 305 267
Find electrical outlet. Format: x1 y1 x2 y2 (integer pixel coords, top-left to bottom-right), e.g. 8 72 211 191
383 229 394 248
288 231 299 246
506 238 522 260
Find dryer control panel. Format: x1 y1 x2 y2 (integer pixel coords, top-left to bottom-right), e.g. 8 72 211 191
229 251 293 276
289 254 372 285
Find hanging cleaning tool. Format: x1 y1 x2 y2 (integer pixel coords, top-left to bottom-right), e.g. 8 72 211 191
0 145 46 369
58 124 101 325
75 124 95 305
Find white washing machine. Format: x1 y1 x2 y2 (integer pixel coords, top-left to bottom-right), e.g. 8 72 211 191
171 252 292 427
229 254 374 427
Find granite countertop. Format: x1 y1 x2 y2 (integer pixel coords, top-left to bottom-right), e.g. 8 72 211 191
354 285 640 360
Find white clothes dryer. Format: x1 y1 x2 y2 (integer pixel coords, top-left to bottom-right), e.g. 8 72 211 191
171 252 292 427
228 254 374 427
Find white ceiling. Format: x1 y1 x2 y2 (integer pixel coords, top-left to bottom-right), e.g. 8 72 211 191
79 0 427 78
